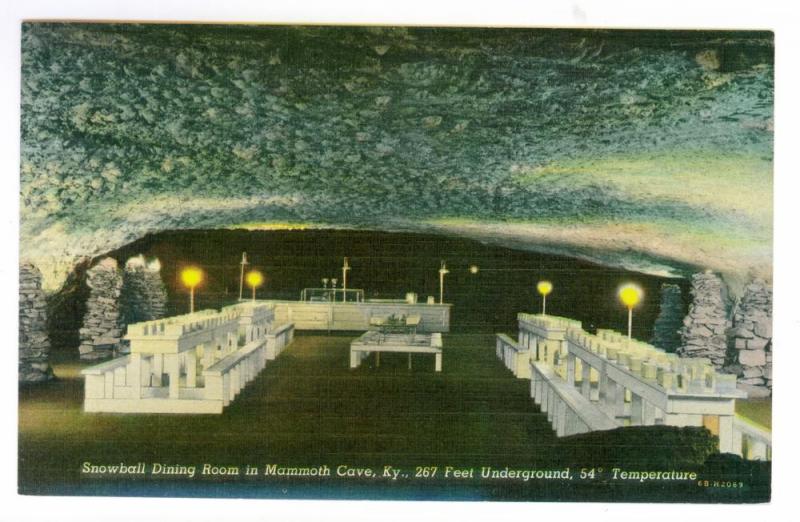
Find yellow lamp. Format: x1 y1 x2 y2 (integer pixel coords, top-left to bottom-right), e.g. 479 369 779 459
537 280 553 315
618 283 644 339
245 270 264 301
180 267 203 313
469 264 479 274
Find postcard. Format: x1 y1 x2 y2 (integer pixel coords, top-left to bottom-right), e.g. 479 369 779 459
17 22 772 503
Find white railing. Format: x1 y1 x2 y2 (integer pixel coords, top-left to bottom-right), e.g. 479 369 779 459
496 333 530 378
733 415 772 460
83 304 292 414
530 361 617 437
499 312 771 460
203 339 268 408
266 323 295 360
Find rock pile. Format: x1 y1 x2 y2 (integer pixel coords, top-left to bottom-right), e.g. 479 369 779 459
121 255 168 325
19 263 54 382
678 272 730 369
78 257 123 360
650 283 684 352
726 279 772 397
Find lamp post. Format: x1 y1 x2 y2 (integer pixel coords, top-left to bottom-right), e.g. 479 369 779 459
438 261 449 304
238 252 249 301
246 270 264 302
180 266 203 314
331 278 338 302
342 257 350 302
537 280 553 315
618 283 644 340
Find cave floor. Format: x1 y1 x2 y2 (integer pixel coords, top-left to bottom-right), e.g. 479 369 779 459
18 333 770 501
20 333 561 495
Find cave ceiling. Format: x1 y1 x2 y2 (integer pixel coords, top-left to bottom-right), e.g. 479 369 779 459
19 24 773 291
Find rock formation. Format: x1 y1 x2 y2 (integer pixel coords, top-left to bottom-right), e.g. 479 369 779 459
726 279 772 398
121 255 168 325
650 283 684 352
678 272 730 369
78 257 123 360
19 263 54 382
20 25 774 293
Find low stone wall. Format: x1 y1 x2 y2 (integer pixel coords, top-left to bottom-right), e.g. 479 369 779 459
78 258 123 360
650 283 683 352
678 272 730 369
727 279 772 397
19 263 53 383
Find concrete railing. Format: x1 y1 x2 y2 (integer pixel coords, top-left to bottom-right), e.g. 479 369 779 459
565 327 741 398
203 339 268 408
84 304 291 414
82 356 135 401
518 313 582 331
733 415 772 460
127 309 241 338
530 361 617 437
498 311 769 460
262 299 451 333
496 333 530 378
266 323 295 360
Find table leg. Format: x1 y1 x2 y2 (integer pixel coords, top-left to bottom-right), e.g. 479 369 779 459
408 353 412 370
435 353 442 372
376 352 381 367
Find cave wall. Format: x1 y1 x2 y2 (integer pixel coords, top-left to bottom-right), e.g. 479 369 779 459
19 264 53 383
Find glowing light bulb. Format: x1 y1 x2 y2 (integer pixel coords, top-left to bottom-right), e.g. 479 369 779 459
618 283 643 308
181 267 203 288
537 280 553 296
246 270 264 288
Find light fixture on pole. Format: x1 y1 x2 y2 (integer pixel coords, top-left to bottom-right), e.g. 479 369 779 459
238 252 249 301
438 261 449 304
618 283 644 340
537 280 553 315
180 266 203 313
331 278 338 302
342 257 350 302
245 270 264 302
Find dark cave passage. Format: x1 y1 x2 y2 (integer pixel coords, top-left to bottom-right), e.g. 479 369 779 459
47 229 690 350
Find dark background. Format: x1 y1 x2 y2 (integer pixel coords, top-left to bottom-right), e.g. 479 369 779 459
96 228 688 337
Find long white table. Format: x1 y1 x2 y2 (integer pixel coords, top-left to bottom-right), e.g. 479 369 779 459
350 332 443 372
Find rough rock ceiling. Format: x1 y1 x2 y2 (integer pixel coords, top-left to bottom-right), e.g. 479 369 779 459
20 24 773 291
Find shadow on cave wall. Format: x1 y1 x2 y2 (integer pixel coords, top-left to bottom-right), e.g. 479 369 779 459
44 229 691 353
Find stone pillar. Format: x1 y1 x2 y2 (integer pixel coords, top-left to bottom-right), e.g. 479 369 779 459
650 283 684 352
678 272 730 369
78 258 123 360
19 263 54 383
727 278 772 398
121 255 168 326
